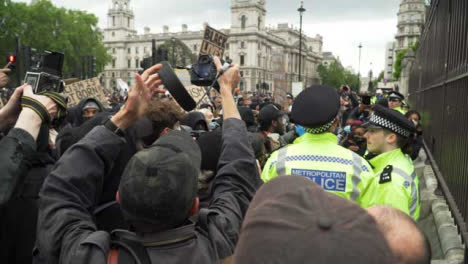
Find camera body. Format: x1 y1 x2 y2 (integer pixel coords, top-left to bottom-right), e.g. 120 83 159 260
190 55 219 88
24 51 64 93
190 55 231 91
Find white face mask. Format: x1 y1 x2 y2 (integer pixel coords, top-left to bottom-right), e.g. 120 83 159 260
412 119 419 126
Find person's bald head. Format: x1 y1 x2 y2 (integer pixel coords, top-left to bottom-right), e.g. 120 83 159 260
367 206 431 264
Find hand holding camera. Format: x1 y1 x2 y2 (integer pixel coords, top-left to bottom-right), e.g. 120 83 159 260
213 56 240 95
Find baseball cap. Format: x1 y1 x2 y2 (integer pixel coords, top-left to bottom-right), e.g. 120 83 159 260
258 104 284 126
119 130 201 232
82 101 100 111
233 176 396 264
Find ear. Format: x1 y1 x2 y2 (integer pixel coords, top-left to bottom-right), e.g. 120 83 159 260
386 132 398 145
115 191 120 204
189 197 200 216
271 120 278 128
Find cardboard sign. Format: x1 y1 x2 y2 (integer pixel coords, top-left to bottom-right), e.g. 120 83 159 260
174 69 211 106
64 78 109 108
199 25 228 57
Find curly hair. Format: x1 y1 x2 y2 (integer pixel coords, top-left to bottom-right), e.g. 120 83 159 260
147 98 186 136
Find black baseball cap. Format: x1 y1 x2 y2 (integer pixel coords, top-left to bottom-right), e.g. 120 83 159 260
119 130 201 232
258 104 284 126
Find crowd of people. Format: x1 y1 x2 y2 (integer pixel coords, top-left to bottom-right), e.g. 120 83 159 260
0 58 431 264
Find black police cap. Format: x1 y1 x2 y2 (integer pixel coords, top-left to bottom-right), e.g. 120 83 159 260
364 104 415 138
291 85 340 128
388 91 405 101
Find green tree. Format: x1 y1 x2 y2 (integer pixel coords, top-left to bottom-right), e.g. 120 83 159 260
393 41 419 80
318 61 360 92
0 0 110 82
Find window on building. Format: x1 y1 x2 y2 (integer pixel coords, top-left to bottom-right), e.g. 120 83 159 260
144 47 147 53
258 16 261 30
128 18 130 27
112 59 116 68
128 59 131 68
113 48 116 54
112 72 115 78
226 43 229 49
112 16 115 27
240 55 245 66
241 15 247 30
128 48 131 54
112 32 115 37
136 59 139 68
258 55 261 67
241 41 245 49
194 44 198 51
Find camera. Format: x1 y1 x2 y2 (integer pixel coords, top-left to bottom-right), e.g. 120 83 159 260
190 55 231 91
24 51 65 94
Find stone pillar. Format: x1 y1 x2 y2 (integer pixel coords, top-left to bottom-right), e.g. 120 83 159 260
399 49 416 98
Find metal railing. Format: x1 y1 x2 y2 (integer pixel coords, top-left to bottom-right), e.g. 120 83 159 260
408 0 468 257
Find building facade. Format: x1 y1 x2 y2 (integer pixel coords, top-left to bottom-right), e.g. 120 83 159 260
102 0 323 94
384 41 396 81
395 0 427 52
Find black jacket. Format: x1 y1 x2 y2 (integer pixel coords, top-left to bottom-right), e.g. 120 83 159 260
34 118 261 264
0 124 56 264
0 128 37 208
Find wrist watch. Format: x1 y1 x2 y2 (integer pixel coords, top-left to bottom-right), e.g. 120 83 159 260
102 117 125 137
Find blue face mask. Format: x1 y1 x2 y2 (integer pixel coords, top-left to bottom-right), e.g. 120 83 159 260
208 121 220 131
344 125 351 134
295 125 306 137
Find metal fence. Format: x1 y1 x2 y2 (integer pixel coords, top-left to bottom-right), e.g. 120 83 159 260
408 0 468 251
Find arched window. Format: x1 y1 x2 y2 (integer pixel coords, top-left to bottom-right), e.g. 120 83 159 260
241 15 247 30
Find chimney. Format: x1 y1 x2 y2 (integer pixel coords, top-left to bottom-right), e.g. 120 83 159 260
163 25 169 34
144 27 150 34
182 24 188 32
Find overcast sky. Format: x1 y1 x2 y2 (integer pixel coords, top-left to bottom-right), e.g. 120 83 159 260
14 0 404 75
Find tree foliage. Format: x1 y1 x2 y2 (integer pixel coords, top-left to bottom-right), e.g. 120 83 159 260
317 61 360 92
393 41 419 80
0 0 110 80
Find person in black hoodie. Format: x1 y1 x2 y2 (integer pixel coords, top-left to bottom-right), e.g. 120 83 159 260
66 97 105 127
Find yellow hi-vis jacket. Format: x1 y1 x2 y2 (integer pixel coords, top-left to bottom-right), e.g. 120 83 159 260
262 132 375 204
361 148 420 220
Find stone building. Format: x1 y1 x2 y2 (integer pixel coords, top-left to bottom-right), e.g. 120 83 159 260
102 0 323 94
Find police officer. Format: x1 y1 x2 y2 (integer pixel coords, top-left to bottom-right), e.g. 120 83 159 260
262 85 375 204
361 104 420 220
388 91 407 114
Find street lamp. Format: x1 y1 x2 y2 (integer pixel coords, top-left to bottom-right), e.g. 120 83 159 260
358 43 362 86
171 37 176 66
298 1 306 83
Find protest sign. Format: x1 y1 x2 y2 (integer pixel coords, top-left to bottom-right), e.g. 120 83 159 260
199 25 228 57
174 69 211 106
64 78 109 108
